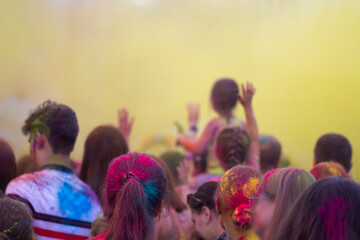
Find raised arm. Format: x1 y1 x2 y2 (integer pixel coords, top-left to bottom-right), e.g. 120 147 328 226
117 108 135 145
177 101 225 154
238 82 259 168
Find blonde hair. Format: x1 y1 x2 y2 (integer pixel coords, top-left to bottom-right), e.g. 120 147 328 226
261 167 315 240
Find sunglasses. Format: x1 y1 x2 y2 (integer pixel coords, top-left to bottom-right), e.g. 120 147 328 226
249 192 274 209
187 194 205 206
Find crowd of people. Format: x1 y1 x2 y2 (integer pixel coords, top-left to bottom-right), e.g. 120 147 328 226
0 78 359 240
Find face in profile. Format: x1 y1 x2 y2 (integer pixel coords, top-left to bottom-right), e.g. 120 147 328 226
253 193 276 239
191 207 212 240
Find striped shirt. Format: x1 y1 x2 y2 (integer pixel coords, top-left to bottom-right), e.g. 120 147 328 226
6 164 102 240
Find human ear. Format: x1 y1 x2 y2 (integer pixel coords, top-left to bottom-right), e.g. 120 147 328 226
35 133 46 148
202 206 211 224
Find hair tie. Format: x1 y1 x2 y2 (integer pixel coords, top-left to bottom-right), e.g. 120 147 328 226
123 171 136 182
232 203 252 226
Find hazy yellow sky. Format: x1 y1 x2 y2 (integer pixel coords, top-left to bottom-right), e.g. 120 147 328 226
1 0 359 179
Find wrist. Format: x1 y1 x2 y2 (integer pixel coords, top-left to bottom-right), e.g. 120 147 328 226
244 105 253 112
189 125 198 132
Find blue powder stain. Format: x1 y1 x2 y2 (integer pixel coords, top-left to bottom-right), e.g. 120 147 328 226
26 221 29 225
142 181 160 212
57 182 91 219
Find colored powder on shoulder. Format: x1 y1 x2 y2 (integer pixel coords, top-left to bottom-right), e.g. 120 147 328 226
57 181 91 219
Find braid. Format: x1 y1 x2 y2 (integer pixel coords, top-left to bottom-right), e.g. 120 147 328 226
215 127 250 170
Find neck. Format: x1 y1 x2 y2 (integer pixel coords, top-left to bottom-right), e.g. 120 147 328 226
39 154 71 169
209 225 225 240
226 228 257 240
207 215 225 240
220 112 233 122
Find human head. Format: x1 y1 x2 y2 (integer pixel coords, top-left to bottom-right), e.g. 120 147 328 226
254 167 315 240
314 133 352 172
216 165 260 239
215 127 250 170
274 177 360 240
259 135 281 175
79 125 128 201
310 162 349 180
22 100 79 163
105 152 167 240
0 197 33 240
211 78 239 116
0 139 17 192
187 182 220 240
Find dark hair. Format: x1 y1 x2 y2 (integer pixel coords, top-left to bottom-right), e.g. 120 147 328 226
211 78 239 115
274 177 360 240
105 152 167 240
193 150 208 175
21 100 79 155
259 135 281 174
79 125 128 201
153 155 187 212
0 139 17 192
0 197 33 240
188 181 218 214
160 151 184 185
16 155 34 176
314 133 352 172
215 127 250 170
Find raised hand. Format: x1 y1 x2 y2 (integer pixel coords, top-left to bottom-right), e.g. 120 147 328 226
117 108 134 143
238 82 256 109
187 101 200 126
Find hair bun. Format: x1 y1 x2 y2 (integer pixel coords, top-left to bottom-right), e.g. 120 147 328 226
232 203 252 228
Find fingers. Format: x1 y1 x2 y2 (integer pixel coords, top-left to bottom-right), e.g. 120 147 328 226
187 101 200 112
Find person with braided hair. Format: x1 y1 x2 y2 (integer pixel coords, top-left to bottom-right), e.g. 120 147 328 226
215 127 251 171
215 165 261 240
90 152 167 240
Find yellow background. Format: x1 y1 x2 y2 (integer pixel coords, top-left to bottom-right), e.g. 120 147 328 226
0 0 359 180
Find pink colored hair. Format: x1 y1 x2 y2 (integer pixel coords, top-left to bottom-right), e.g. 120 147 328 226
105 152 167 240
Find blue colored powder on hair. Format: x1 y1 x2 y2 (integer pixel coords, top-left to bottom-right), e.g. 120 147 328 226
142 181 161 213
57 182 91 219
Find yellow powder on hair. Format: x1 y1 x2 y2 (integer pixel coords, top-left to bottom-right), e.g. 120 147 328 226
328 166 341 176
242 177 259 198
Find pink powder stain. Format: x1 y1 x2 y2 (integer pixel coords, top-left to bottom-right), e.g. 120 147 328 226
232 203 251 225
318 196 347 240
238 237 246 240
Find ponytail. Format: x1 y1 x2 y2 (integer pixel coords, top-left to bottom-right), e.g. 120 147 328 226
107 176 153 240
105 153 167 240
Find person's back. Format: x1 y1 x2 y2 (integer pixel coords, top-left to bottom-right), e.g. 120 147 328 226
5 100 102 240
7 166 101 239
177 79 246 174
